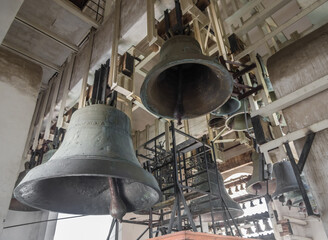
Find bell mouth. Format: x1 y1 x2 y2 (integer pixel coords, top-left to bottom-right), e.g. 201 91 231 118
211 97 241 117
246 181 277 196
208 115 226 129
225 112 253 131
14 158 161 215
190 196 243 221
141 48 233 119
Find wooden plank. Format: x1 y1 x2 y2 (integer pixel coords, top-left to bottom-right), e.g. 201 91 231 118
44 69 64 140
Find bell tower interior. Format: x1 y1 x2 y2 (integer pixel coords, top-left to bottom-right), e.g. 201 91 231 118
1 0 328 239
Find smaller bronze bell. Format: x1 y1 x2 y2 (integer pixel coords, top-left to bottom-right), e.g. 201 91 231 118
246 226 254 234
263 219 273 231
225 99 253 131
189 169 243 222
272 161 299 197
211 97 241 117
208 114 226 129
140 35 233 120
246 152 276 196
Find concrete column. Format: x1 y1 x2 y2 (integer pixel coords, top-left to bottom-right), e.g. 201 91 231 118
267 23 328 237
0 47 42 235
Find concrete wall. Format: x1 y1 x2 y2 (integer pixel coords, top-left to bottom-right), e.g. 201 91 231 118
1 211 56 240
267 23 328 237
0 47 42 236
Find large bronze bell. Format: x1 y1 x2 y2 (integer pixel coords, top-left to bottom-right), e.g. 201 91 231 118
140 35 233 120
246 152 276 196
14 105 161 219
272 161 299 197
190 168 243 221
225 99 253 131
211 97 241 117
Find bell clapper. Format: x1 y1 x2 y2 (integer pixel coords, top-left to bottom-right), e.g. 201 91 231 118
174 67 184 125
108 177 127 222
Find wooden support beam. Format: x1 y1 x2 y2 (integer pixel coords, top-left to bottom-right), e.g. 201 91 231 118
44 69 64 140
108 0 121 87
147 0 157 46
56 54 75 128
78 29 95 109
234 0 327 60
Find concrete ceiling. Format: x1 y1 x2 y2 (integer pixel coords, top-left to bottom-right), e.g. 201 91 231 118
2 0 94 84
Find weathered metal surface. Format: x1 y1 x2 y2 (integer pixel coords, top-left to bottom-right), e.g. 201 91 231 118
246 152 276 196
9 170 39 212
14 104 161 216
211 97 241 117
272 161 298 198
225 99 253 131
189 169 243 222
140 35 233 120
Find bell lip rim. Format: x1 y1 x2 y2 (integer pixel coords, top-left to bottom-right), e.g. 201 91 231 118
246 181 277 195
272 186 300 198
210 97 241 117
14 157 162 214
225 111 253 132
140 56 233 119
191 208 244 221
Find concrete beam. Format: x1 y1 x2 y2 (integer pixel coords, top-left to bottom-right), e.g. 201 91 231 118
1 41 60 71
234 0 327 60
234 0 292 37
251 74 328 117
260 119 328 152
225 0 263 25
53 0 100 28
0 0 24 44
14 15 79 52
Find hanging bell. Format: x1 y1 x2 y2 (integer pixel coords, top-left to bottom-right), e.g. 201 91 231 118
208 114 226 129
235 185 239 192
263 219 273 231
225 99 253 131
140 35 233 120
211 97 241 117
9 149 55 212
246 226 254 234
272 161 299 197
254 221 264 233
14 105 161 219
246 152 276 196
228 187 233 195
9 166 38 212
189 168 243 222
250 200 255 207
242 202 246 209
